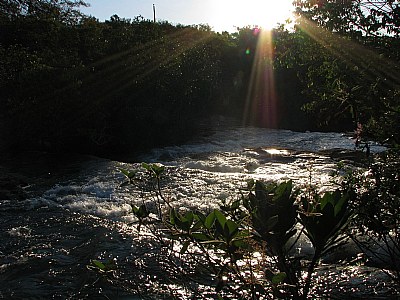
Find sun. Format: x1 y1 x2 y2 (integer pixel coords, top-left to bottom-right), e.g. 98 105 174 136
209 0 294 32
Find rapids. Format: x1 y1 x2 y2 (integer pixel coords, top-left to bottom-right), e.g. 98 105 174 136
0 125 395 299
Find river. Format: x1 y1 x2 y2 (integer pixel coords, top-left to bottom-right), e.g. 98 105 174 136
0 124 396 299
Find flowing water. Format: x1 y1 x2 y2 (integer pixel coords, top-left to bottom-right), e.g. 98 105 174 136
0 125 396 299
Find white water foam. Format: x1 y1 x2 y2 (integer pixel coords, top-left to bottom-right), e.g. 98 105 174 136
30 127 384 219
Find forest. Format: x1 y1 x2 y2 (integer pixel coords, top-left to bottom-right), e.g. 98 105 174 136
1 0 400 299
1 0 398 158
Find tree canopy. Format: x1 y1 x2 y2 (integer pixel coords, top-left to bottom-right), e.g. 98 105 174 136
291 0 400 144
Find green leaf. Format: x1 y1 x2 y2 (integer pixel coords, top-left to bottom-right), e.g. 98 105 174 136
119 168 130 177
141 162 151 171
334 194 348 217
214 209 227 227
169 209 177 225
91 260 106 270
183 211 194 227
274 181 292 200
265 215 279 231
152 163 165 176
234 229 250 239
180 241 190 254
204 211 216 229
230 200 240 210
272 272 287 284
247 179 255 190
254 181 268 201
191 232 212 241
120 168 137 179
138 204 149 218
131 204 149 219
142 163 165 177
195 211 206 224
225 219 239 237
232 239 249 249
132 205 139 214
320 192 333 210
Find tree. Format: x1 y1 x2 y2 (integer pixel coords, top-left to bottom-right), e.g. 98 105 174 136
291 0 400 143
294 0 400 37
0 0 88 24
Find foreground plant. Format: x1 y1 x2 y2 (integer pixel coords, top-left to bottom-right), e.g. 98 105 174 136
241 180 300 298
109 164 359 299
166 178 355 299
168 208 255 296
341 149 400 284
299 189 352 297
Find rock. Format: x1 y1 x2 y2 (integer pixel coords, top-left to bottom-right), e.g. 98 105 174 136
319 148 369 163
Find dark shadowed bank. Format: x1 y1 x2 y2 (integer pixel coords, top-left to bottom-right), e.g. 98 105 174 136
0 1 356 161
1 1 399 160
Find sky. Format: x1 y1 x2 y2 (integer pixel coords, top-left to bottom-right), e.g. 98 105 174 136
81 0 296 32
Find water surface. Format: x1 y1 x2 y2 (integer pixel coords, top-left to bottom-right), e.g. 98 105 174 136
0 126 394 299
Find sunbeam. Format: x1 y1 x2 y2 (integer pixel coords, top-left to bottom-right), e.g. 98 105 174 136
296 17 400 88
85 27 213 100
65 26 215 131
243 28 278 128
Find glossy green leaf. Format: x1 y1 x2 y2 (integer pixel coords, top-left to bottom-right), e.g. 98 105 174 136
195 211 206 224
273 181 292 201
214 209 227 227
204 211 216 229
152 163 165 176
320 192 333 210
132 205 139 214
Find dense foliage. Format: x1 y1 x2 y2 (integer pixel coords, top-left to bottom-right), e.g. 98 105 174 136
2 1 398 155
0 1 320 156
0 7 239 155
292 0 400 143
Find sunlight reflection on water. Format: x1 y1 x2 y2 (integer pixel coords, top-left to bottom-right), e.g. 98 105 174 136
0 127 393 299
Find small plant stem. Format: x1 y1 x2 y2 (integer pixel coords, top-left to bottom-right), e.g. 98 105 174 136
156 176 172 209
276 250 300 299
303 249 321 299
